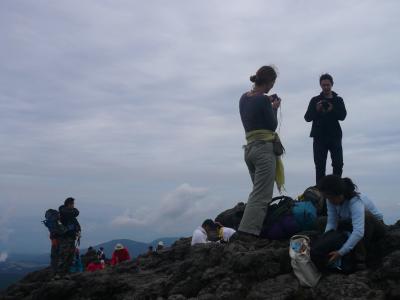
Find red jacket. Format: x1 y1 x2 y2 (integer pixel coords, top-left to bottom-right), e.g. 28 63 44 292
111 248 131 265
86 262 104 272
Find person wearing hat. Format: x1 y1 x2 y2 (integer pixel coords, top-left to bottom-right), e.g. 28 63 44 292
111 243 131 266
156 241 164 252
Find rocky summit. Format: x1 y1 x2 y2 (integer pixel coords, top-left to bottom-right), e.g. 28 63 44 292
1 221 400 300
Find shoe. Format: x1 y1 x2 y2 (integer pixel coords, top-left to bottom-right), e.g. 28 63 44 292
230 231 260 243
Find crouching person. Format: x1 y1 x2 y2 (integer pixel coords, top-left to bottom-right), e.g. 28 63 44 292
191 219 216 246
312 175 386 271
111 243 131 266
215 222 236 243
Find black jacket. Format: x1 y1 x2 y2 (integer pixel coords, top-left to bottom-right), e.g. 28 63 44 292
59 205 81 239
304 92 347 138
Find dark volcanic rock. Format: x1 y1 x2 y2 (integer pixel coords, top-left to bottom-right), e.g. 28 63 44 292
1 224 400 300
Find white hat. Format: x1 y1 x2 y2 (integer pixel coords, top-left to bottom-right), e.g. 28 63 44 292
158 241 164 246
115 243 124 250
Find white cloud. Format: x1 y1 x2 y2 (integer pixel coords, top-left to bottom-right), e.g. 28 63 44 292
111 184 224 233
0 252 8 262
0 207 15 243
0 0 400 250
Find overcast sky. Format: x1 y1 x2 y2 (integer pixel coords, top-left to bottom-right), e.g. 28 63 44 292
1 0 399 254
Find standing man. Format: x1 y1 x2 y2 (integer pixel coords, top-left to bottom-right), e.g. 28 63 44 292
57 197 81 276
305 74 347 184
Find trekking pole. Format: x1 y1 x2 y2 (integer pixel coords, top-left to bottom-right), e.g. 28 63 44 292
76 232 81 247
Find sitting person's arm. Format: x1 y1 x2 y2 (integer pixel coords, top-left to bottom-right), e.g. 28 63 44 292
325 200 338 232
337 199 365 256
191 228 208 245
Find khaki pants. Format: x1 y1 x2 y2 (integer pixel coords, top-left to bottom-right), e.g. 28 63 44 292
239 141 276 235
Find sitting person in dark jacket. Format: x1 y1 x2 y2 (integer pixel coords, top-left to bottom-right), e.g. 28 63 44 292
56 197 81 276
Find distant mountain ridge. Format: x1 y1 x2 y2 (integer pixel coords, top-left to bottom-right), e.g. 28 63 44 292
0 237 181 290
92 237 180 258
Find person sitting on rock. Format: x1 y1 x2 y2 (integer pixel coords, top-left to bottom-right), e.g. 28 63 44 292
316 175 386 269
97 247 106 261
157 241 164 251
111 243 131 265
82 246 98 270
215 222 236 243
87 258 105 272
191 219 217 245
146 245 154 256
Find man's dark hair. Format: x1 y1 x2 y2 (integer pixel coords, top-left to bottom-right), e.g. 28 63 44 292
317 175 359 200
319 73 334 84
202 219 216 229
64 197 75 206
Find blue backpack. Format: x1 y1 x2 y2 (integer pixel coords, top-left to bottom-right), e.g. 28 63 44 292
43 209 67 236
292 201 317 231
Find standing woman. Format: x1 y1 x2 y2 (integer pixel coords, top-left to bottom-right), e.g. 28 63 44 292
234 65 284 241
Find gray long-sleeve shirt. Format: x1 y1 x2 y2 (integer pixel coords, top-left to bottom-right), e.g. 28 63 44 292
239 93 278 133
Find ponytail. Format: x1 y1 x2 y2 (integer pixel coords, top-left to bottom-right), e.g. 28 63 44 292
342 177 360 200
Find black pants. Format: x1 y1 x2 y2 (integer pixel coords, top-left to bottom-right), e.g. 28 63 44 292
313 137 343 184
311 212 387 271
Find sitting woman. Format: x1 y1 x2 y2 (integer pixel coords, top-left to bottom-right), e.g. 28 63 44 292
315 175 386 270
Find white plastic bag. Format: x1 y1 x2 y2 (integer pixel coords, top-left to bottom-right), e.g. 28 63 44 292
289 235 321 287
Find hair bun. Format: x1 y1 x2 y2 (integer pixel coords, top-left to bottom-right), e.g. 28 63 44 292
250 75 257 83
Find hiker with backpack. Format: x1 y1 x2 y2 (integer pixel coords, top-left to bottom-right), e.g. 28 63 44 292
233 65 285 242
304 74 347 184
57 197 81 276
312 175 386 271
43 208 69 274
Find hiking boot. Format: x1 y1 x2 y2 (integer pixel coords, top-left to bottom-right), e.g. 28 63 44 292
230 231 260 243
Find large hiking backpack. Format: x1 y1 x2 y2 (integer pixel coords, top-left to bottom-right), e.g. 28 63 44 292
215 202 246 230
299 186 326 216
260 196 318 239
260 196 299 239
43 209 67 236
292 201 317 231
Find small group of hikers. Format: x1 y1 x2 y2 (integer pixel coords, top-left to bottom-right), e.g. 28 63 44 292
45 65 385 279
44 197 142 278
191 66 386 275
